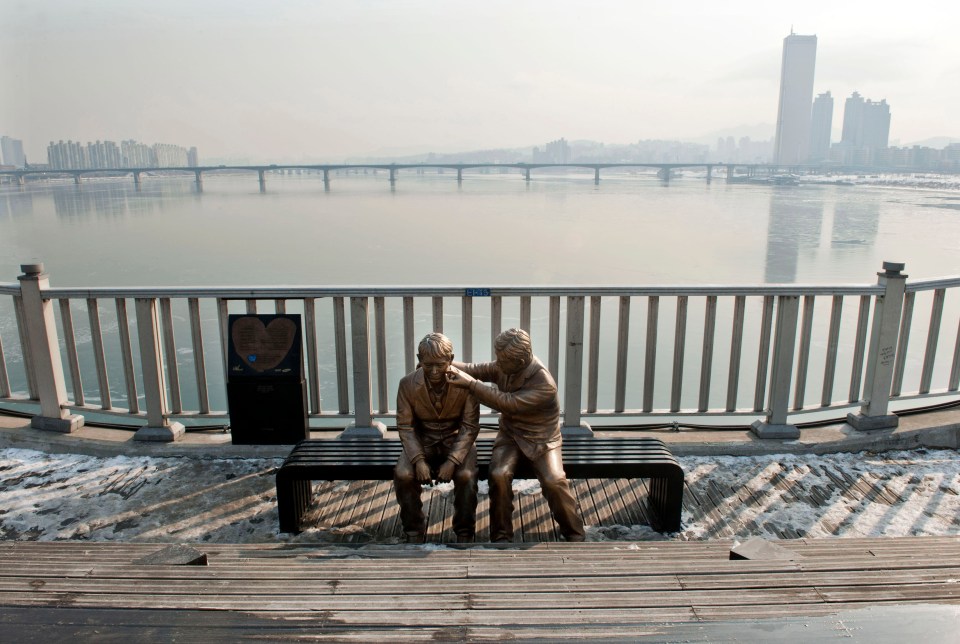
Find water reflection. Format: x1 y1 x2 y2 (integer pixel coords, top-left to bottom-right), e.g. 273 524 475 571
0 191 33 219
832 200 879 247
764 189 824 283
51 181 198 219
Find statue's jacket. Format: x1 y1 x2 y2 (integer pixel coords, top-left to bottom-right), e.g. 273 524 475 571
461 357 562 460
396 368 480 465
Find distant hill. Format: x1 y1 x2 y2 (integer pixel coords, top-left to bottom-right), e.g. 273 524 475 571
902 136 959 149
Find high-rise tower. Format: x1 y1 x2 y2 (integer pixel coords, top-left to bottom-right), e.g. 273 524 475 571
773 33 818 165
808 91 833 162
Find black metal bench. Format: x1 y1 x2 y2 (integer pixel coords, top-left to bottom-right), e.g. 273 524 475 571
276 436 684 536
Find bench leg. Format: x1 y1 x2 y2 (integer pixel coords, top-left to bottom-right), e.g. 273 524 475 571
277 476 313 533
648 475 684 533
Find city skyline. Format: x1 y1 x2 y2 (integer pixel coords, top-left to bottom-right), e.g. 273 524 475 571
2 1 958 162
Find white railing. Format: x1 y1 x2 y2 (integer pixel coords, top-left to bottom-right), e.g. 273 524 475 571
1 262 959 441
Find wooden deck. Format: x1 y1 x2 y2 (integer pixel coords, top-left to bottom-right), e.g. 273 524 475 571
1 537 959 640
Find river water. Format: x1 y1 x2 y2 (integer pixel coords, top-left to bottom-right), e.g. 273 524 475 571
2 170 959 287
1 171 958 419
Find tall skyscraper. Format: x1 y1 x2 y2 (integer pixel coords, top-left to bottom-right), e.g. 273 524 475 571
773 33 818 165
841 92 891 149
1 136 26 167
808 91 833 162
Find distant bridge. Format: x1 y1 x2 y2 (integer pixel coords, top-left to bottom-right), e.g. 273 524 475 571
1 162 955 192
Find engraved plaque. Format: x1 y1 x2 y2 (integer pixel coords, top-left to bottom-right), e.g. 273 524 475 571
227 314 302 378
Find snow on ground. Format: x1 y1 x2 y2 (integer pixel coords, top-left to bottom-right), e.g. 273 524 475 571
0 447 957 543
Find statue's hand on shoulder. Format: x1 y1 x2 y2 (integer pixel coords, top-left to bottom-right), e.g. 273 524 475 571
445 365 475 389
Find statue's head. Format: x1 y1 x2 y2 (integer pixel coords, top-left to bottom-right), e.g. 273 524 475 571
418 332 454 385
494 327 532 375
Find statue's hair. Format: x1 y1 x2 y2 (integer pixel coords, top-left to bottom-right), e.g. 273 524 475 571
417 332 454 361
494 327 532 363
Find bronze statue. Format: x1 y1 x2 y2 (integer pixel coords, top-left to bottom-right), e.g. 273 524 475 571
446 328 586 542
394 333 480 543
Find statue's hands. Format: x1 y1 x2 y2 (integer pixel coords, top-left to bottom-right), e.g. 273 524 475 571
414 459 433 484
436 459 457 482
445 365 475 388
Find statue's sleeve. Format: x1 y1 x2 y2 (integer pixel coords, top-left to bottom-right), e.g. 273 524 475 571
447 393 480 465
467 370 555 415
396 381 425 463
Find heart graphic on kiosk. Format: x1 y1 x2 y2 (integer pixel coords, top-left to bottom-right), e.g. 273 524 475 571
231 317 297 372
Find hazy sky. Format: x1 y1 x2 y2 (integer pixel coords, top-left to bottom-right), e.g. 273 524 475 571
3 1 958 161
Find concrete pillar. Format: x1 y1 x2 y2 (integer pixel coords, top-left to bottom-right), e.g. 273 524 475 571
133 171 142 187
706 165 713 183
323 168 330 190
17 263 84 433
751 295 801 438
389 167 396 184
16 175 24 186
258 169 267 192
133 298 185 442
726 164 736 183
561 296 593 437
457 168 463 183
194 170 203 186
847 262 908 431
594 167 601 185
74 174 82 185
338 297 387 438
524 167 531 182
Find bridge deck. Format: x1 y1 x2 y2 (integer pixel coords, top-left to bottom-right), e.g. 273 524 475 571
1 537 958 639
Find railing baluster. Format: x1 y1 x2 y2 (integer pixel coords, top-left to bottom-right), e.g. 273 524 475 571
849 295 871 403
432 296 443 333
699 295 717 412
115 298 139 414
304 298 320 414
87 298 111 409
245 299 257 314
891 291 915 396
726 295 745 412
520 296 531 332
375 296 388 414
0 318 9 398
671 296 688 413
548 296 560 378
275 299 286 314
950 316 960 392
461 297 473 363
919 288 945 394
491 296 502 351
159 298 181 414
58 299 84 406
563 296 587 432
586 296 601 413
821 295 843 407
188 298 210 414
13 295 38 399
643 296 659 413
792 295 815 410
614 296 630 413
135 297 183 438
216 298 230 394
753 295 801 437
333 297 350 414
753 295 775 413
403 297 415 373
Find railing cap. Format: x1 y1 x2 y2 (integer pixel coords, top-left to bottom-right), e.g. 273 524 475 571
19 262 45 276
882 261 905 275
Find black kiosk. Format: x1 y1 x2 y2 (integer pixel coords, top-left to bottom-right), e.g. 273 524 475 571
226 314 309 445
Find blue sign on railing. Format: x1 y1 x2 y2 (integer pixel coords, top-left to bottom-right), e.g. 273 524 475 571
465 288 491 297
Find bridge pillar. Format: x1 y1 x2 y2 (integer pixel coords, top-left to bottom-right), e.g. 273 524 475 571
524 168 531 182
658 167 671 183
457 168 463 183
594 168 600 185
706 165 712 184
194 170 203 187
16 175 24 186
74 174 82 185
323 169 330 190
389 167 396 185
133 171 142 187
726 164 736 183
258 169 267 192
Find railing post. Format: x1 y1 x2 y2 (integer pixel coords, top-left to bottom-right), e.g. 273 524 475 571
561 296 593 436
17 262 84 432
133 298 184 441
751 294 800 438
847 262 907 431
338 296 386 438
